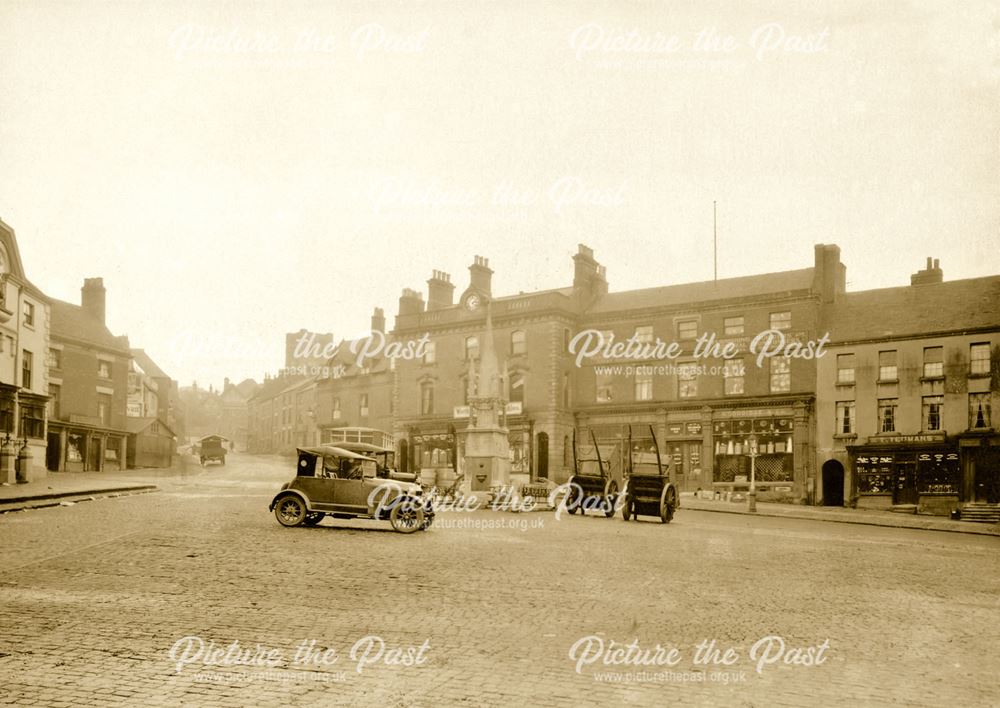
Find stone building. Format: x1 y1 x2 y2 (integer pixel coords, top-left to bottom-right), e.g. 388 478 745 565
816 258 1000 515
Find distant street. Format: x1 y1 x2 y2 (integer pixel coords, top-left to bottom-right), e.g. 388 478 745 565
1 453 998 707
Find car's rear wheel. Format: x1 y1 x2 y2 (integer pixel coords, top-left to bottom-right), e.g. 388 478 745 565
390 499 424 534
275 496 307 527
303 512 324 526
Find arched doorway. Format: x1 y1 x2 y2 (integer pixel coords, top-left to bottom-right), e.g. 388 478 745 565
822 460 845 506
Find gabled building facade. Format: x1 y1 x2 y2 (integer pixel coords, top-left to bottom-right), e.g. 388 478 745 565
47 279 131 472
0 218 51 481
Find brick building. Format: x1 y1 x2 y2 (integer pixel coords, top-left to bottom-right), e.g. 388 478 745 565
816 258 1000 515
47 278 131 473
0 218 51 481
392 245 845 501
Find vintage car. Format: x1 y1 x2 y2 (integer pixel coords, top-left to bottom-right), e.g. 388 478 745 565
270 445 433 533
621 425 679 523
198 435 227 466
565 430 619 517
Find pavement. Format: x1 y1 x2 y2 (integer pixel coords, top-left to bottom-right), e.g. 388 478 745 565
678 494 1000 536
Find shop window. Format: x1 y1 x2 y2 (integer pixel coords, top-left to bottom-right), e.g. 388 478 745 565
835 401 855 435
677 320 697 340
511 330 526 356
770 357 790 393
922 395 943 431
836 353 855 384
770 311 791 330
969 393 991 429
423 341 436 364
22 350 33 389
923 346 943 378
465 336 479 361
0 395 14 434
359 394 369 418
20 403 44 440
878 398 897 433
67 433 85 463
970 343 990 375
855 456 893 494
634 325 653 344
878 350 897 381
596 373 614 403
723 316 744 336
678 362 698 399
420 382 434 415
723 358 745 395
634 371 653 401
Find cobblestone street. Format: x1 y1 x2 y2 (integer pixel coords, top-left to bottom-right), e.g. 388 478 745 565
2 453 998 707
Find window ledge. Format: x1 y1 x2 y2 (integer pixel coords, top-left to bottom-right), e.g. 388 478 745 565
833 433 857 440
835 381 856 387
876 379 898 385
967 372 991 379
919 376 945 383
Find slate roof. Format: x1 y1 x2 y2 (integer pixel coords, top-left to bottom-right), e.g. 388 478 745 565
130 348 169 379
50 299 130 354
587 268 815 314
125 416 176 437
826 276 1000 343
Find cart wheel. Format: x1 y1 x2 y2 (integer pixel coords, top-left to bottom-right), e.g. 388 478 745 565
303 512 324 526
275 496 307 527
621 493 631 521
390 498 424 534
660 485 677 524
604 480 619 518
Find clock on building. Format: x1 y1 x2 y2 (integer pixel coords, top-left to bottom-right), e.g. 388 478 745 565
463 292 483 312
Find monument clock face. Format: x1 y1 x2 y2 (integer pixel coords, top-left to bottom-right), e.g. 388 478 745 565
463 292 481 312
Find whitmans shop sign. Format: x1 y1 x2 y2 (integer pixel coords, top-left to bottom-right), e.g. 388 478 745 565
865 433 946 445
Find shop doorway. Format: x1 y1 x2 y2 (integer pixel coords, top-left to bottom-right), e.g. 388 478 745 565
822 460 844 506
46 433 61 471
893 462 918 505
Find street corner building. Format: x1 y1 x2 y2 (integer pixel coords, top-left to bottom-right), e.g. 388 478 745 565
815 258 1000 517
0 218 51 482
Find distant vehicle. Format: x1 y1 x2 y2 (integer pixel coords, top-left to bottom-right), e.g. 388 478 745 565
622 425 679 524
270 445 433 533
566 430 619 517
198 435 227 466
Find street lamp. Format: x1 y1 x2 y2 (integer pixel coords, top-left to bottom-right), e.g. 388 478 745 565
747 434 758 513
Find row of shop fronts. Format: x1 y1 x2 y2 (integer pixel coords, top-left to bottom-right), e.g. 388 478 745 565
820 432 1000 514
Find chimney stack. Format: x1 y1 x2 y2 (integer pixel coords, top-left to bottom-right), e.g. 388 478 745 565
572 244 608 299
398 288 425 317
469 256 492 297
371 307 386 333
813 244 846 304
911 257 943 285
426 270 455 309
81 278 106 324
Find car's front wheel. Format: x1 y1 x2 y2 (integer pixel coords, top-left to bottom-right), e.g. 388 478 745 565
275 496 307 527
389 499 424 534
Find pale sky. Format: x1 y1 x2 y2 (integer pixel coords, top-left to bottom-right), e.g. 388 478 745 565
2 0 997 388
